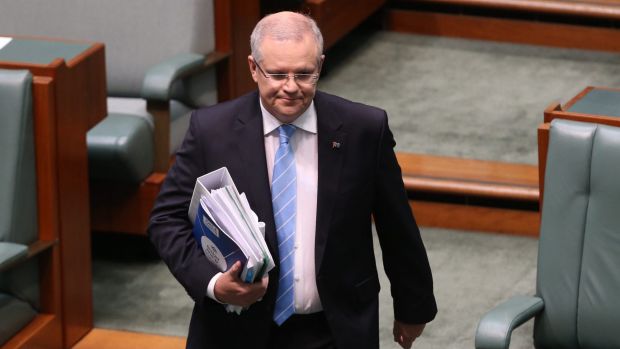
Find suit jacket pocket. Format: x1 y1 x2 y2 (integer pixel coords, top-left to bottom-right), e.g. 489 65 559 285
355 275 381 303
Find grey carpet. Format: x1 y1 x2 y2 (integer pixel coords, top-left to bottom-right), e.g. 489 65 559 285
92 228 539 348
319 31 620 164
91 237 193 337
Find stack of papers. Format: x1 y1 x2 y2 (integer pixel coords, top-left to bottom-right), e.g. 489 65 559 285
188 167 274 313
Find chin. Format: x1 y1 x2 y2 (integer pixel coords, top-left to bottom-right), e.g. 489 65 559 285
274 108 304 121
274 112 301 124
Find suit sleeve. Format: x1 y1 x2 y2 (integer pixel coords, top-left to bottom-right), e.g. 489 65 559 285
372 112 438 324
148 111 221 306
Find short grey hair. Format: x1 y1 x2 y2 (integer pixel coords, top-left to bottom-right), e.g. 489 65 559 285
250 11 324 65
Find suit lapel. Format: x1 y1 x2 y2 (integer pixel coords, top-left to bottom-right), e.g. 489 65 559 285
233 92 279 261
314 92 347 274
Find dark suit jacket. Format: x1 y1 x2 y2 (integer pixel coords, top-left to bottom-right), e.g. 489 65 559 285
148 90 437 349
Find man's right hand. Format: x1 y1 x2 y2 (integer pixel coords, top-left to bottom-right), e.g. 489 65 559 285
213 261 269 307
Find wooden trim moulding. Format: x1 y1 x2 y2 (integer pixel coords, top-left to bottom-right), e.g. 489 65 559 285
411 200 540 236
405 0 620 21
0 315 62 349
385 9 620 52
32 77 61 242
404 176 538 201
544 86 620 124
537 123 550 208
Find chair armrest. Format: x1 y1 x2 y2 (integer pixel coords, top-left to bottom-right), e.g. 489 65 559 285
0 240 57 272
0 242 28 271
141 51 229 101
475 295 544 349
142 51 229 172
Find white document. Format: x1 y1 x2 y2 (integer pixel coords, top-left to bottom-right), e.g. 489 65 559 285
220 187 268 271
0 37 13 50
238 192 274 272
210 187 262 282
188 167 234 224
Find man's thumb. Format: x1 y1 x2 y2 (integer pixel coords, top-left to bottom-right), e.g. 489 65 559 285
227 261 242 279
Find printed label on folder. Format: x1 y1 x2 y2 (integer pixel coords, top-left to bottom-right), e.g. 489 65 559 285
200 236 227 271
193 198 247 273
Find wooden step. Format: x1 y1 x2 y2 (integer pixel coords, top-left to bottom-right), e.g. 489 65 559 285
396 153 541 236
394 0 620 20
72 329 185 349
385 8 620 53
397 153 539 202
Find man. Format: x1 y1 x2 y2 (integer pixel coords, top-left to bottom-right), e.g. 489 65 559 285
149 11 437 349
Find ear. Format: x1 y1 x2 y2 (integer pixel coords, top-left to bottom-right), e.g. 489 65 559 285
319 54 326 73
248 56 259 83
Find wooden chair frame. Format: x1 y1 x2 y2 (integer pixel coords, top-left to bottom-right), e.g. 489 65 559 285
0 76 63 349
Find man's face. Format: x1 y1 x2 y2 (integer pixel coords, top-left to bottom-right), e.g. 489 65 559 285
249 34 324 124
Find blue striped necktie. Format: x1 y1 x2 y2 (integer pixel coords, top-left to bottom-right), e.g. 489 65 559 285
272 124 297 325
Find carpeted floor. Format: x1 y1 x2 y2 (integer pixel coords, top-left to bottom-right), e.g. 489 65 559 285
319 30 620 164
92 228 538 348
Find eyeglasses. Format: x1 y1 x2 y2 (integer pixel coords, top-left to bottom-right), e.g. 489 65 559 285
254 61 320 85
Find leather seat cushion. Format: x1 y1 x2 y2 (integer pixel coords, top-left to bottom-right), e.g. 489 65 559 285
0 292 36 346
87 113 154 183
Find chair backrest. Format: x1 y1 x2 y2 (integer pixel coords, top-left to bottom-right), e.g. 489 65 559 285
535 119 620 348
0 0 215 97
0 69 37 245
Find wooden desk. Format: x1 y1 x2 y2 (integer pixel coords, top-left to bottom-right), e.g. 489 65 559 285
539 86 620 204
0 36 106 348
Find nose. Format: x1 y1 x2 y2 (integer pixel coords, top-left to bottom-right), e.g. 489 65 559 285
282 75 300 93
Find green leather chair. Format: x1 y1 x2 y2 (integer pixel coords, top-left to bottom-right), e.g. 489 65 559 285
0 0 220 182
0 1 226 234
475 119 620 348
0 69 39 346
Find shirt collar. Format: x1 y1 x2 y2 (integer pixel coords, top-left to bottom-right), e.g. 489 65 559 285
261 98 318 136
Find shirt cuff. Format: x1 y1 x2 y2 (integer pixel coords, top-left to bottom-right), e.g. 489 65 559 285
206 272 224 303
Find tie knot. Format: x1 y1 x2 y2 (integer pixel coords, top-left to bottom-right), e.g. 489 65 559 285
278 124 296 145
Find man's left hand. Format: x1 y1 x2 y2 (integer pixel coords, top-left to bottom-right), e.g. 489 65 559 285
393 320 426 349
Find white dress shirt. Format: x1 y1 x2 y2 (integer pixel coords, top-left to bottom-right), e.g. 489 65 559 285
261 100 322 314
207 99 322 314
